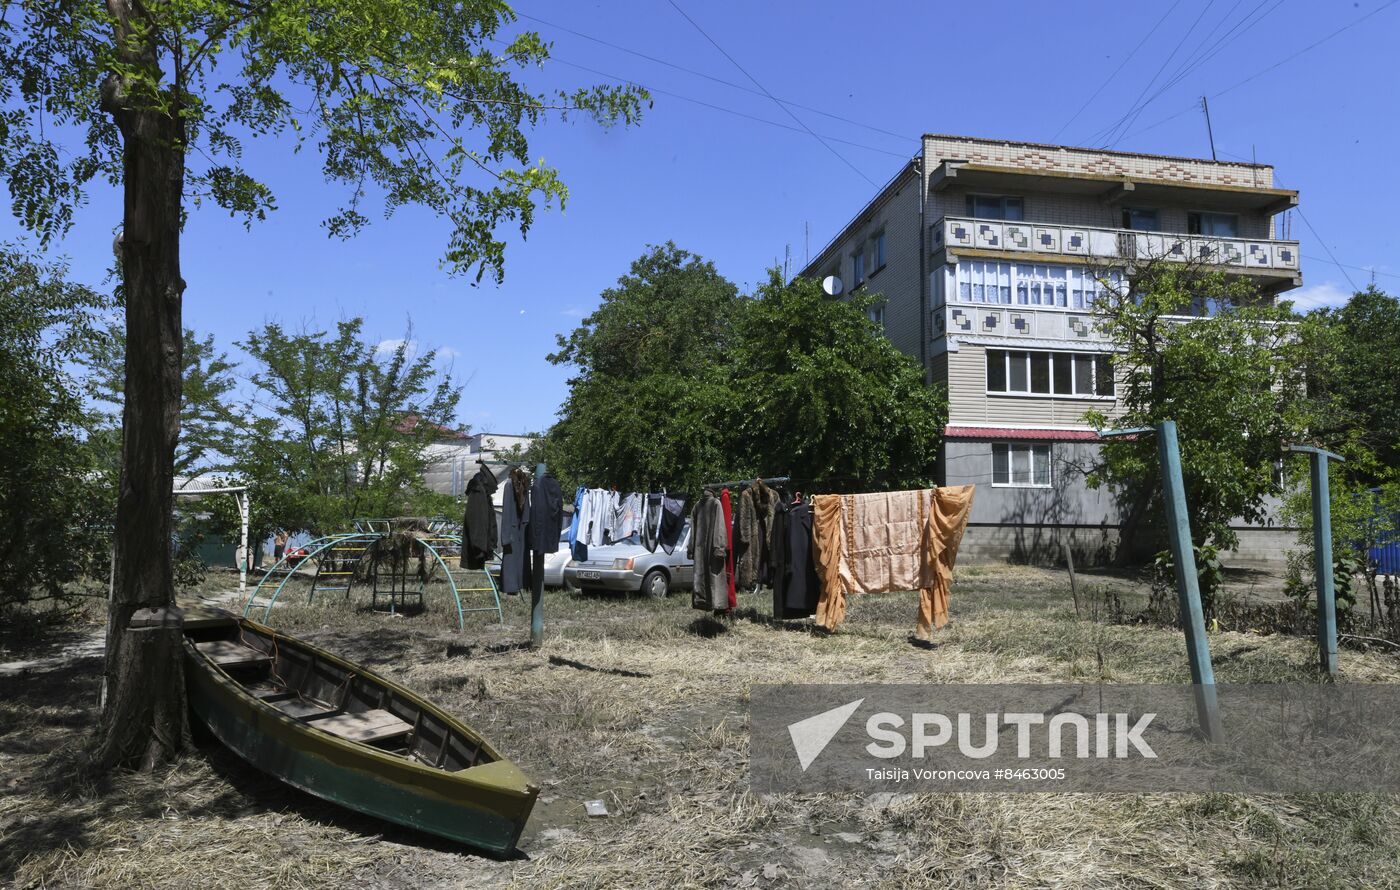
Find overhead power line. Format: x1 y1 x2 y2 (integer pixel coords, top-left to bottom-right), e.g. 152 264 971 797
1111 0 1400 146
1051 0 1185 143
1102 0 1286 148
516 12 911 145
1295 207 1360 293
1090 0 1220 148
511 43 911 160
664 0 878 186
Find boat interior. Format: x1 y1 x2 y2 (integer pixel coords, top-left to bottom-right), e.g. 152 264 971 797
185 621 494 772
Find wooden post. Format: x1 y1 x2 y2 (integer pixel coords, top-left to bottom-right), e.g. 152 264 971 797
1288 445 1344 678
1154 421 1221 742
531 462 547 649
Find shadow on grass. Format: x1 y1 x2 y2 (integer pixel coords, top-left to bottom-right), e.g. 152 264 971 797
547 655 651 678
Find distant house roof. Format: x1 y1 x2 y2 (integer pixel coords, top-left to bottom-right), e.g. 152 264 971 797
945 426 1102 441
396 414 470 440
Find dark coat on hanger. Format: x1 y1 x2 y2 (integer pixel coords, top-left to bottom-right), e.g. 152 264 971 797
528 474 565 552
499 467 532 594
772 500 819 619
461 465 499 569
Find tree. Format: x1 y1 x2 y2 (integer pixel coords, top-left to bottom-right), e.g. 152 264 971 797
0 247 112 607
0 1 645 768
1281 287 1400 617
544 243 743 491
1084 260 1311 556
83 325 240 480
541 244 947 493
235 318 462 544
731 271 946 491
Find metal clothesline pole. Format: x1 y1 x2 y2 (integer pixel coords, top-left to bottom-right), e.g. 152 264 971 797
1102 422 1221 742
1287 444 1345 678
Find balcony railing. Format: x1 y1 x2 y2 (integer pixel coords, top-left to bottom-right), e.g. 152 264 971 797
932 216 1299 272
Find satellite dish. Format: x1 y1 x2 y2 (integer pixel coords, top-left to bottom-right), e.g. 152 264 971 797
822 275 844 296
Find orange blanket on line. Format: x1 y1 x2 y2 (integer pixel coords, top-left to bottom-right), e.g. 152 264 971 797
811 485 975 636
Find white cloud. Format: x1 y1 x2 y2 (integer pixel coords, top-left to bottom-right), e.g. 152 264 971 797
519 309 527 315
1288 280 1351 311
560 307 586 318
436 346 461 359
375 337 418 355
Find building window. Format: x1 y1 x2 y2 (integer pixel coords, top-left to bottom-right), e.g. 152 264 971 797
959 260 1012 304
867 302 885 327
1187 211 1239 237
992 443 1052 487
852 249 866 287
871 231 887 272
956 262 1118 308
987 349 1115 397
966 194 1024 221
1121 207 1159 231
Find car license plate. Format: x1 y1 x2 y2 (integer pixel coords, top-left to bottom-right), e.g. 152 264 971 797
578 570 601 580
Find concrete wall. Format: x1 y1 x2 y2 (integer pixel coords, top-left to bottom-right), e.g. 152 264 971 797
947 438 1297 566
923 134 1274 189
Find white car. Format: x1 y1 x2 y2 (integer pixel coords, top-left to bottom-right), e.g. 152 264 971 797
486 530 574 589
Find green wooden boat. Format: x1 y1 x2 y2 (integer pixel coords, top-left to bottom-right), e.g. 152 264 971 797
181 611 538 855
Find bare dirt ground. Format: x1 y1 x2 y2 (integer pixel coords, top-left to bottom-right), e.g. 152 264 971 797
4 565 1400 889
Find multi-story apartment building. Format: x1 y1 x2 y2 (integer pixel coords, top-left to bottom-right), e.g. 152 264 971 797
801 134 1301 564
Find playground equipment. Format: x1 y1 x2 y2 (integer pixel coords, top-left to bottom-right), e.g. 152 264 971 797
242 518 503 631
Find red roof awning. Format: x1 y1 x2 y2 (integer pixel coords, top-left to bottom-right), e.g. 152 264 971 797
945 426 1102 442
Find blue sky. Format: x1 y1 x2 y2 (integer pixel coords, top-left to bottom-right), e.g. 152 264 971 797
7 0 1398 434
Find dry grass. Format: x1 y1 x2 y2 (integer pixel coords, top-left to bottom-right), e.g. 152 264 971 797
4 565 1400 888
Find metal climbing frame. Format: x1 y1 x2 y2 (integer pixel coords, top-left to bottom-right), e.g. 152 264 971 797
242 520 503 631
414 532 505 630
243 532 381 621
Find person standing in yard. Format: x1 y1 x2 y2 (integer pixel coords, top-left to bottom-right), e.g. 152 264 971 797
273 529 288 564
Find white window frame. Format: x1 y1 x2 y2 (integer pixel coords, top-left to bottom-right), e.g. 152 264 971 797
871 230 887 273
955 261 1119 309
992 442 1053 488
852 249 866 287
986 349 1116 399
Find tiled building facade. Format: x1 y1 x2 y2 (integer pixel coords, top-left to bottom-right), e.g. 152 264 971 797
801 135 1302 564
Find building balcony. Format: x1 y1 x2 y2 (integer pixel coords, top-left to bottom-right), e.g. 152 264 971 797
932 216 1300 284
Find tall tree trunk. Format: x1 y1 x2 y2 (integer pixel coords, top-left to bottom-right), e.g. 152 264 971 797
94 3 189 769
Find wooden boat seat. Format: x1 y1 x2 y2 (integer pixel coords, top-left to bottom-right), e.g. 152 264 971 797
308 709 413 744
268 697 337 719
244 681 288 700
195 639 271 668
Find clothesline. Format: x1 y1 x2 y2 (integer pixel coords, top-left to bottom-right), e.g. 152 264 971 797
702 475 790 491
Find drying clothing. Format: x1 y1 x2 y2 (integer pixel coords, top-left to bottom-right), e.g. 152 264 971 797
642 493 687 554
641 493 663 553
688 491 729 611
609 492 643 542
572 488 615 553
460 465 499 569
659 494 687 554
721 489 736 609
736 480 780 588
569 487 587 561
771 500 819 619
812 486 975 637
499 469 534 594
528 474 565 553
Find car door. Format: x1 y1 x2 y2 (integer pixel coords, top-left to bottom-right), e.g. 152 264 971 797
671 522 694 588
